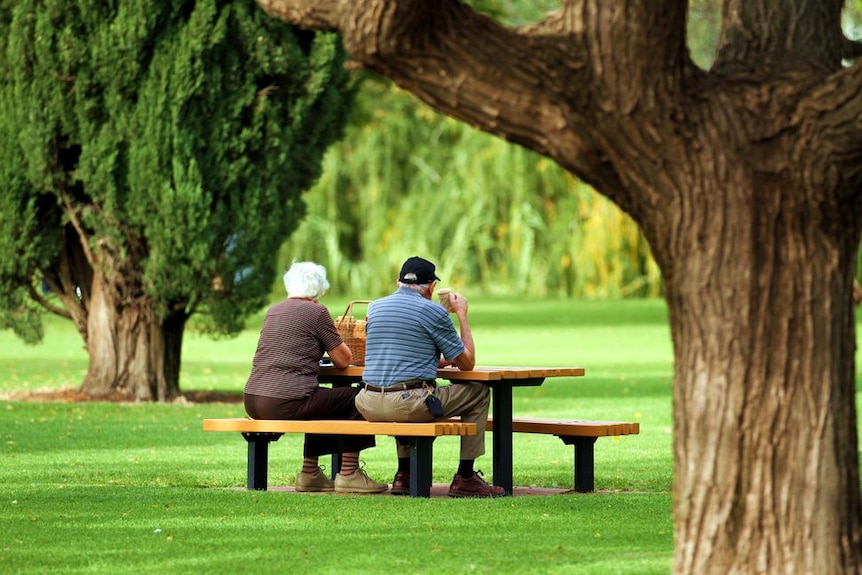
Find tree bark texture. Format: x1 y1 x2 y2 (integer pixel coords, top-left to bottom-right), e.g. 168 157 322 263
81 272 167 401
255 1 862 573
44 216 185 402
79 280 183 402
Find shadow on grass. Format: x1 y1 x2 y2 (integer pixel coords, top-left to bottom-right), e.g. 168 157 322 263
0 387 244 404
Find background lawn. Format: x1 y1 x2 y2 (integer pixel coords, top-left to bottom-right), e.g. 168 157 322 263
3 297 679 574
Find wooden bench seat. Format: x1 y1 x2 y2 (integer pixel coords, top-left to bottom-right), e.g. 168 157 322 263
488 417 640 492
202 418 477 497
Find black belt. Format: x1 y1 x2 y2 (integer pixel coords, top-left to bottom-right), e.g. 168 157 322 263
362 379 436 393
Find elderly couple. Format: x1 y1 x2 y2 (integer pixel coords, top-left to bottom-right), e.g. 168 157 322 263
243 256 505 498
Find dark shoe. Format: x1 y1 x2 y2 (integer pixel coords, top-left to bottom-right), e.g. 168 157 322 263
390 471 410 496
448 470 507 498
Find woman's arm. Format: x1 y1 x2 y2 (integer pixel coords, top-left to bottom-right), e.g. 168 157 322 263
328 342 353 368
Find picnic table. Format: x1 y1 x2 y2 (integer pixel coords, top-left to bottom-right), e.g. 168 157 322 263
319 365 586 494
204 364 638 496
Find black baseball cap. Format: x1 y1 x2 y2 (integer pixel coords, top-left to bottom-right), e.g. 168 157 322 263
399 256 441 284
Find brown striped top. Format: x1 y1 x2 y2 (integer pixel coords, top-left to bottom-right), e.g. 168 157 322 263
244 298 343 400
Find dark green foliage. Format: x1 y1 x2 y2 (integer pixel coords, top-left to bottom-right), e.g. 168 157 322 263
0 0 353 340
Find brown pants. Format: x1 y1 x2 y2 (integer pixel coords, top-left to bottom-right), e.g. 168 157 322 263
244 387 375 458
355 382 489 460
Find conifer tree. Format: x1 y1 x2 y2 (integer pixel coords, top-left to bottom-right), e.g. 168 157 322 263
0 1 353 400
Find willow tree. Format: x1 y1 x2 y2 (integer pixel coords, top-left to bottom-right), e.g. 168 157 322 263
255 0 862 573
284 79 661 299
0 1 352 401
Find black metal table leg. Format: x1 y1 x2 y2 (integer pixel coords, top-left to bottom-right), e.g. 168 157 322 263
330 451 343 478
490 381 514 494
326 379 359 479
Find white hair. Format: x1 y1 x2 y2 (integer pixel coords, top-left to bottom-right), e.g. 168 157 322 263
398 281 431 296
283 261 330 299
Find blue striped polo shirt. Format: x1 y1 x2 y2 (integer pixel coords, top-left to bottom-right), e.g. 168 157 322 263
361 287 465 386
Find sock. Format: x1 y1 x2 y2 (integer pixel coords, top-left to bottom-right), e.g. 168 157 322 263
301 457 319 474
398 457 410 473
340 452 359 475
457 460 474 478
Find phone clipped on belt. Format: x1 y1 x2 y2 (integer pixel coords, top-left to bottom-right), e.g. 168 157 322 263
425 393 444 418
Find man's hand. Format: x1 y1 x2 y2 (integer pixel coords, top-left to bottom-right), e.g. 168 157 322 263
448 292 468 315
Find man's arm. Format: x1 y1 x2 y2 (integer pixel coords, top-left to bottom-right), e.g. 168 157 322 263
448 293 475 370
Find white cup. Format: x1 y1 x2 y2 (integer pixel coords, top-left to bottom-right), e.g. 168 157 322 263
437 288 454 312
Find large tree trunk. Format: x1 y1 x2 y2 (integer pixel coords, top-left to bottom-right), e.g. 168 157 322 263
672 258 861 573
42 212 189 403
662 176 862 573
79 271 183 402
629 66 862 570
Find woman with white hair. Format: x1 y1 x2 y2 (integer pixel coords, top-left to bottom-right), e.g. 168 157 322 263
244 261 387 494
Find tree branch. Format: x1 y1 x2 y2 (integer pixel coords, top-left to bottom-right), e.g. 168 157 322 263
255 0 345 31
27 283 72 320
254 0 692 219
257 2 592 172
58 190 96 269
800 63 862 204
714 0 845 74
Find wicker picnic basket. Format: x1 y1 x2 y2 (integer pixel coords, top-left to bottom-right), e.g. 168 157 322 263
335 300 371 366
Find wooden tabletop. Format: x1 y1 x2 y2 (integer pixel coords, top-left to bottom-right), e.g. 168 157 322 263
319 365 585 381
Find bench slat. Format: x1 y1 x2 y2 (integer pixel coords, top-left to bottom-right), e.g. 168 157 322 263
203 418 476 437
487 417 640 437
492 417 639 492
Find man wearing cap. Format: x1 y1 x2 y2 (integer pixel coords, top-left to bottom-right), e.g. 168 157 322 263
355 256 505 498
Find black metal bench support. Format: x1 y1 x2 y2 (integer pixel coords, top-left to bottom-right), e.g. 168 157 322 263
393 435 436 498
407 437 435 498
241 432 437 497
241 432 283 490
558 435 598 492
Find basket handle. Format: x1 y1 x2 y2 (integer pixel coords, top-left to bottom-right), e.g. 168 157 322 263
337 299 372 327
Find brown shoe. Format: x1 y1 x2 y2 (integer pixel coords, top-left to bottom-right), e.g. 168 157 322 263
294 467 334 492
334 468 388 494
448 470 507 498
390 471 410 496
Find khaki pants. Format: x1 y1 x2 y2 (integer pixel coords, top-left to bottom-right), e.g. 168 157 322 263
355 382 489 460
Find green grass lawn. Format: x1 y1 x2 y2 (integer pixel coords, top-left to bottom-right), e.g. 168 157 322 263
2 298 676 574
